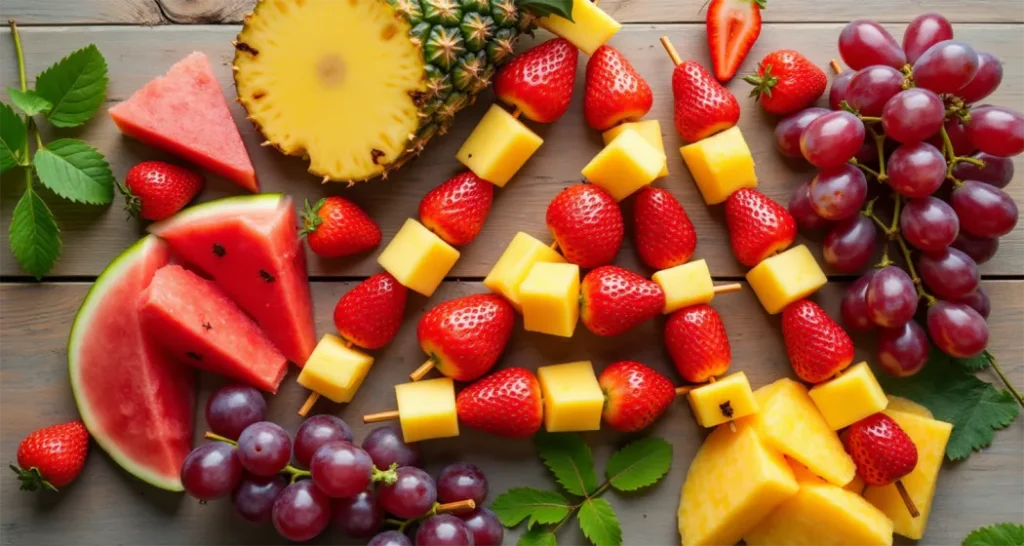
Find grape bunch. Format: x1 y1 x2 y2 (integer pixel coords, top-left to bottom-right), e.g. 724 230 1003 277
180 384 503 545
777 13 1021 376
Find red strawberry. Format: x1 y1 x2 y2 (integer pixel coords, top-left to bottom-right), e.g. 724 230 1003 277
599 361 677 432
665 304 731 383
10 421 89 491
706 0 764 82
417 294 515 382
584 46 654 131
843 413 918 487
494 38 578 123
745 50 828 115
546 184 624 268
781 299 854 383
120 161 203 221
456 368 543 438
633 187 697 270
580 266 664 337
725 188 797 267
419 171 494 246
301 197 381 258
671 60 741 142
333 272 408 350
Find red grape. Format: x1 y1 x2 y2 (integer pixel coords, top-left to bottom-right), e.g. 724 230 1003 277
378 467 437 519
823 215 877 273
881 88 945 143
800 111 866 168
294 415 353 468
237 422 292 477
272 480 331 542
951 152 1014 188
965 106 1024 157
181 442 243 501
916 247 980 300
369 531 413 546
841 271 876 331
846 65 905 117
459 508 504 546
952 231 1000 264
205 384 267 440
950 180 1019 238
437 462 488 506
866 265 918 327
830 70 856 111
902 13 954 64
838 20 907 70
333 488 384 538
958 288 992 319
854 133 878 164
415 514 474 546
775 107 830 158
233 475 287 523
876 321 930 377
912 40 980 93
789 182 832 230
927 301 989 357
958 52 1004 104
900 197 959 252
310 441 374 498
362 426 420 470
809 164 868 220
886 142 946 198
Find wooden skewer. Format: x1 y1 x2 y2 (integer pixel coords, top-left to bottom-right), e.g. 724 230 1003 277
436 499 477 514
410 359 435 381
298 340 356 417
660 36 683 66
713 283 742 295
895 480 921 518
511 107 522 119
550 240 559 251
830 59 843 74
363 410 400 423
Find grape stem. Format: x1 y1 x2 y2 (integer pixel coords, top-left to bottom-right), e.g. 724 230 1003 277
869 126 888 181
895 234 937 306
383 498 477 533
939 125 986 186
984 351 1024 408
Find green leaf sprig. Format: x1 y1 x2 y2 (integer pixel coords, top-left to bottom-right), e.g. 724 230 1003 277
3 21 111 279
518 0 575 21
963 522 1024 546
491 433 672 546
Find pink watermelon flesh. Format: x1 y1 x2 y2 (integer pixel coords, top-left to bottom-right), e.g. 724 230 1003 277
109 51 258 192
139 265 289 393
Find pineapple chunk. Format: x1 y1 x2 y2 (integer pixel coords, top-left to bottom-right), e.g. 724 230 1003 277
394 378 459 443
582 130 665 201
678 421 799 546
687 371 759 428
603 120 669 177
297 334 374 403
680 126 758 205
484 232 566 310
809 362 889 430
886 396 934 419
746 245 827 314
787 458 868 494
653 260 715 314
456 105 543 187
536 0 621 55
519 262 580 338
538 362 603 432
378 219 460 297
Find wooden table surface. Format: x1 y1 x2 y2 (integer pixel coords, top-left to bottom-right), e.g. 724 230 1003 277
1 1 1022 544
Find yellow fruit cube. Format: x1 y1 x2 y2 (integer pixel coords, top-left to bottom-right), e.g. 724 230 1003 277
886 396 934 419
582 129 665 201
536 0 621 55
863 410 953 540
519 262 580 338
746 245 827 314
537 361 603 432
456 105 543 187
687 371 759 428
297 334 374 403
484 232 566 310
378 219 460 297
680 126 758 205
603 120 668 178
787 458 867 494
653 259 715 314
809 362 889 430
394 378 459 443
678 421 799 546
747 378 857 487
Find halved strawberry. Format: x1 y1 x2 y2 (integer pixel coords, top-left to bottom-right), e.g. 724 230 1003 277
706 0 765 82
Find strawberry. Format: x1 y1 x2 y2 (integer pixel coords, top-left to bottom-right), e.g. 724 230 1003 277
418 294 515 382
120 161 203 221
419 171 494 246
744 50 828 116
456 368 543 438
599 361 677 432
546 184 624 268
724 188 797 267
632 187 697 270
580 266 664 337
333 272 408 350
664 304 731 383
706 0 764 82
494 38 578 123
584 46 654 131
781 299 854 383
843 413 918 487
671 60 741 142
301 197 381 258
10 421 89 491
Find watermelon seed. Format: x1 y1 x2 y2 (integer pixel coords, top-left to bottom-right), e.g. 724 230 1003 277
212 243 226 257
258 269 275 283
202 322 212 331
719 401 734 417
186 352 202 361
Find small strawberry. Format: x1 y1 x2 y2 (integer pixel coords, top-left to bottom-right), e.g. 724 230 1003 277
584 46 654 131
580 266 665 337
599 361 677 432
843 413 919 487
706 0 764 82
418 294 515 382
664 304 731 383
671 60 741 142
632 187 697 270
744 50 828 116
725 188 797 267
120 161 204 221
494 38 578 123
301 197 381 258
10 421 89 491
781 299 854 383
456 368 543 438
334 272 408 350
546 184 624 268
419 171 494 246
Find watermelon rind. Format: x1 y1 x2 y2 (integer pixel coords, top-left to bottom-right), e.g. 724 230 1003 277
148 193 284 236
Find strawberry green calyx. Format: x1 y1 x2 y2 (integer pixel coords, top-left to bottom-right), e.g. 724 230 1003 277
518 0 575 20
299 198 325 237
9 464 58 492
744 65 779 99
116 180 142 218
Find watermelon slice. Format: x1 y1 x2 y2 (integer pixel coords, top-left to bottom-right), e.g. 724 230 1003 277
68 236 195 492
109 52 258 192
149 194 316 365
140 265 289 393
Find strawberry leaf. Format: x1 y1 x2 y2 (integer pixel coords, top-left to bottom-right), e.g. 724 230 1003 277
963 523 1024 546
534 431 598 497
6 88 52 116
577 498 621 546
34 44 108 127
518 0 574 21
8 187 61 279
0 102 26 173
518 528 557 546
491 487 572 528
605 437 673 492
33 138 114 205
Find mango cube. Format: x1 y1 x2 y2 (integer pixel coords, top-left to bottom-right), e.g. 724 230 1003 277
653 259 715 314
394 377 459 443
886 395 933 419
484 232 566 310
582 129 665 201
687 371 759 428
746 245 827 315
603 120 668 177
519 262 580 338
378 219 460 297
297 334 374 403
680 126 758 205
456 105 543 187
809 362 889 430
678 421 799 546
536 0 621 55
537 361 603 432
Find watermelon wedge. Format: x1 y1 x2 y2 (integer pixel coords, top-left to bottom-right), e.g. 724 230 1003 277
149 194 316 365
109 52 258 193
68 236 195 492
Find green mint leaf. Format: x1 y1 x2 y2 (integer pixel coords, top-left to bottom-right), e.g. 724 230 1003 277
964 523 1024 546
534 431 598 497
9 187 61 280
33 138 114 205
7 88 52 116
491 487 571 528
577 498 621 546
0 103 27 173
518 528 558 546
34 44 108 127
606 437 673 492
955 351 993 372
518 0 574 21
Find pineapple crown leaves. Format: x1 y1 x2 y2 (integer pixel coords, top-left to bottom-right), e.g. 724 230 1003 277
299 198 326 237
517 0 574 21
744 64 778 99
